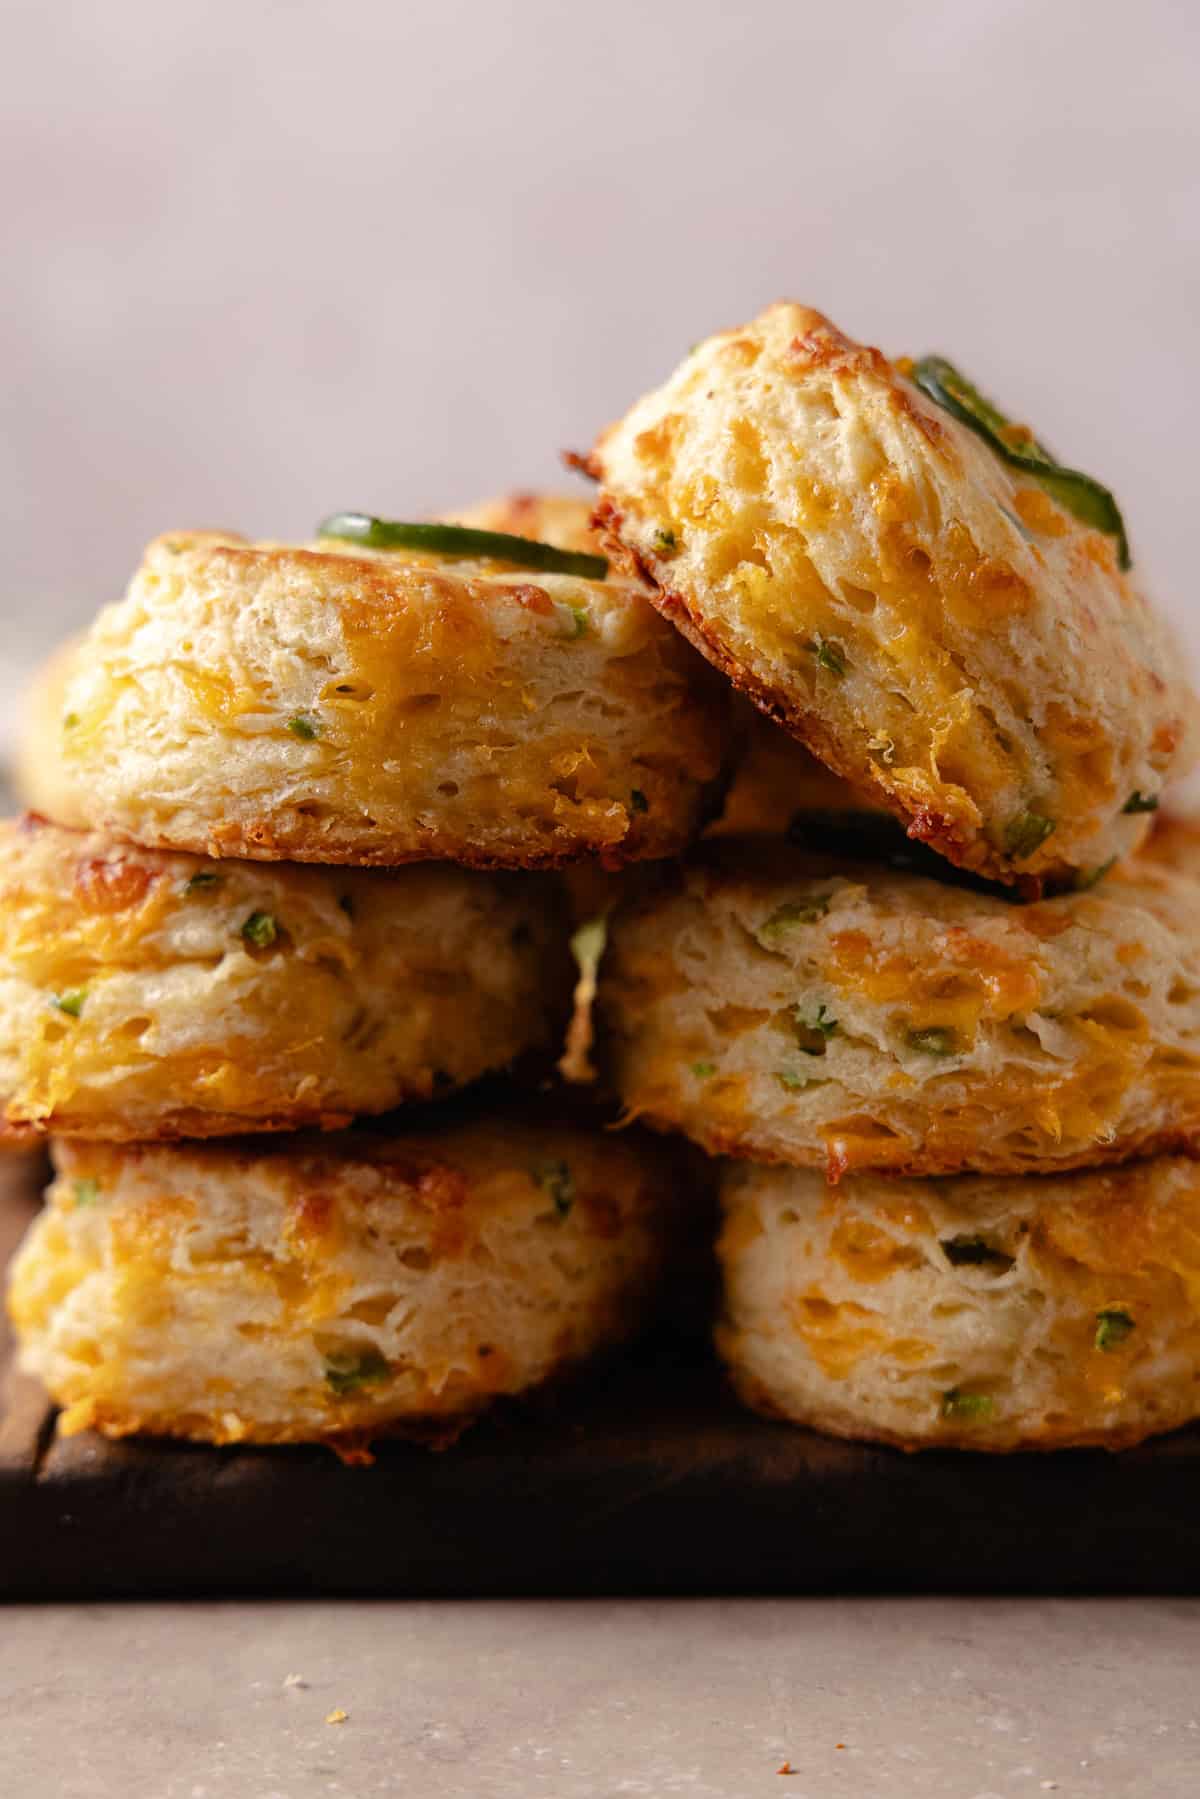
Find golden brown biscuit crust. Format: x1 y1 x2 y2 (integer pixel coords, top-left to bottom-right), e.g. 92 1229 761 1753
59 528 730 869
8 1115 678 1451
0 815 570 1140
590 303 1200 888
600 839 1200 1178
718 1155 1200 1452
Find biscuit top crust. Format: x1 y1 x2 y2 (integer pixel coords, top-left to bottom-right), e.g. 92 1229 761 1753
591 302 1200 886
135 528 665 658
56 519 731 869
49 1110 670 1241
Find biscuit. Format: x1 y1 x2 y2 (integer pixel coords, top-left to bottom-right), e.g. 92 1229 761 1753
600 840 1200 1178
590 303 1199 886
58 525 729 867
0 815 568 1140
8 1113 677 1450
717 1155 1200 1451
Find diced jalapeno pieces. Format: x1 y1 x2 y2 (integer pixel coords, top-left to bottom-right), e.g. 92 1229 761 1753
1075 857 1116 892
758 896 832 944
533 1159 574 1217
1003 811 1056 861
941 1388 994 1421
287 715 324 741
324 1348 391 1396
241 911 279 950
807 635 847 677
1095 1309 1135 1352
184 871 222 896
794 1003 838 1054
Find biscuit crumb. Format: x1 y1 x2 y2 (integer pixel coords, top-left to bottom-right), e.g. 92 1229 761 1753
283 1673 306 1690
325 1709 348 1726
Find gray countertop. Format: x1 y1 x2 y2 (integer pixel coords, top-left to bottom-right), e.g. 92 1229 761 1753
3 1598 1197 1797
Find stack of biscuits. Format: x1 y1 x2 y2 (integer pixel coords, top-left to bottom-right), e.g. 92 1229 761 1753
8 301 1200 1461
1 496 725 1453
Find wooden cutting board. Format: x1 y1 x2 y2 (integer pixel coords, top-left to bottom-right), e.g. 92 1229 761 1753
4 1152 1200 1598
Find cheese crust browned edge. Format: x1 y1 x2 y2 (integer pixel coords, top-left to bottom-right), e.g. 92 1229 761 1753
723 1364 1172 1454
589 485 1062 894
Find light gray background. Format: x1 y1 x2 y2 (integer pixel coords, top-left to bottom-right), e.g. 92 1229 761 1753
3 0 1198 733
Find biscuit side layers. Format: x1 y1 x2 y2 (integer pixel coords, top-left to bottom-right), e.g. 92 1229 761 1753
56 531 730 868
718 1155 1200 1452
8 1117 678 1450
600 840 1200 1178
0 816 570 1140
